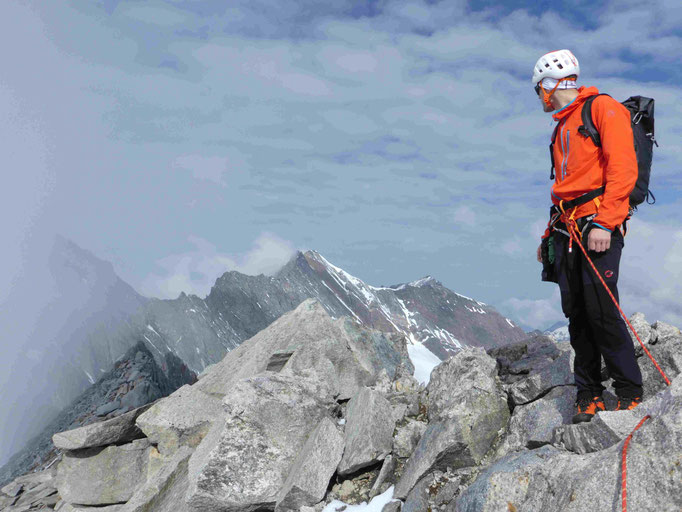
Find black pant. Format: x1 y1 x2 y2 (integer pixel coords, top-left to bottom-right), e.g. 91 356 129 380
553 227 643 399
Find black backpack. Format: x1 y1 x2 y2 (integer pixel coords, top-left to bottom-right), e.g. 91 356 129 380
550 95 658 210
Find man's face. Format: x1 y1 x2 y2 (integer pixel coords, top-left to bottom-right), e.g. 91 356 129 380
536 85 555 112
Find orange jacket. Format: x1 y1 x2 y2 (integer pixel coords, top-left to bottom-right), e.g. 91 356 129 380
543 86 637 238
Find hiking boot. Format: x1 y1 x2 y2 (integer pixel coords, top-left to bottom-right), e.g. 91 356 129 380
615 396 642 411
572 395 605 424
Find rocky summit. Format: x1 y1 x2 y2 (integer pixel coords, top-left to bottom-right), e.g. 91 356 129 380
1 303 679 512
1 240 524 488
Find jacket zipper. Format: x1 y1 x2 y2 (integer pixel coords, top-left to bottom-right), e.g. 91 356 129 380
562 130 571 181
559 120 567 182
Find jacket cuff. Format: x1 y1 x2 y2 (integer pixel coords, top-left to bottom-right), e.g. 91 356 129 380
592 221 613 233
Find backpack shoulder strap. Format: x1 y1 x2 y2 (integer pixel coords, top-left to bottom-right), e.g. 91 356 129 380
579 93 610 147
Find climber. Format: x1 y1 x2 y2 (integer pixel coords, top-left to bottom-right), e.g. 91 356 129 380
532 49 643 423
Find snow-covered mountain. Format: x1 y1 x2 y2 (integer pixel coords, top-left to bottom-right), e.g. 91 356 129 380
544 321 570 342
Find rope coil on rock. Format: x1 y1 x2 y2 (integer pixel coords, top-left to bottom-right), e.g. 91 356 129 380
558 203 672 512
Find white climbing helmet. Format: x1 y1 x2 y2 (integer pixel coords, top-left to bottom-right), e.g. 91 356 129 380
532 49 580 85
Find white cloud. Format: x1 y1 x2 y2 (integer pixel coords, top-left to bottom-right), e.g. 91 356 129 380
619 218 682 326
139 233 297 299
501 288 565 331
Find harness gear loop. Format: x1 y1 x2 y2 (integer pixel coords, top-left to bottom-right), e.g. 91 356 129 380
557 204 672 512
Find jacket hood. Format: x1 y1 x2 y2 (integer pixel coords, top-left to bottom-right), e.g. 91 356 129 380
551 86 600 122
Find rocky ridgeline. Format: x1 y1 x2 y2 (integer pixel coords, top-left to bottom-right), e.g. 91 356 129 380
1 301 680 511
0 341 196 493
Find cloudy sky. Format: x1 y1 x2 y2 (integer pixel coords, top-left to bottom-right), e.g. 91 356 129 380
2 0 682 340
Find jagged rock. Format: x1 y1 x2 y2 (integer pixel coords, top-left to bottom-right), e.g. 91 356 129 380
506 350 572 405
393 348 509 500
627 312 653 351
136 299 411 460
402 472 433 512
185 372 336 511
95 400 121 417
56 438 151 505
552 407 647 454
496 385 575 456
135 384 223 456
118 446 193 512
279 316 413 401
369 455 396 499
426 347 503 422
338 387 395 476
275 417 344 511
1 481 23 496
58 504 125 511
12 480 58 508
382 501 402 512
652 320 681 344
403 467 476 512
13 467 57 487
393 418 427 459
53 403 153 450
196 299 340 397
639 336 682 399
266 349 296 372
453 374 682 511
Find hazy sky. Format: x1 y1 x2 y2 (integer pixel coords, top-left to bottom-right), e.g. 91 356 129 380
2 0 682 341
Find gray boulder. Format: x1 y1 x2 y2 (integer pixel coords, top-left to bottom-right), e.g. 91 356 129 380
58 504 126 511
639 336 682 399
275 417 344 511
135 299 412 459
280 317 413 401
56 438 151 506
393 348 509 500
338 387 396 476
53 403 153 451
651 320 681 344
185 372 336 511
496 385 575 456
454 374 682 511
393 418 427 459
506 350 572 405
135 383 223 456
627 312 653 351
369 455 396 499
552 407 648 454
118 446 193 512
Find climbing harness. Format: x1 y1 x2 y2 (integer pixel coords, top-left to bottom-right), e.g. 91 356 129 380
556 202 671 512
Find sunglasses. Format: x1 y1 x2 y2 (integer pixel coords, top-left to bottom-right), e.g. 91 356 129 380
534 83 542 95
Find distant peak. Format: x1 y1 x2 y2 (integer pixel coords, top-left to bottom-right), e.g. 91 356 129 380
386 276 438 291
409 276 436 287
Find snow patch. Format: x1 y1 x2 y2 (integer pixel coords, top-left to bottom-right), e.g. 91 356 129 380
146 324 160 337
506 318 515 327
84 370 95 385
322 485 399 512
406 342 442 385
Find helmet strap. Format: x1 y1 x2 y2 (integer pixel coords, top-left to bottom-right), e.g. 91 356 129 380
541 78 569 108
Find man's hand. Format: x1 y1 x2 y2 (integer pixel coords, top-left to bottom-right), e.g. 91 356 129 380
588 228 611 252
537 244 542 263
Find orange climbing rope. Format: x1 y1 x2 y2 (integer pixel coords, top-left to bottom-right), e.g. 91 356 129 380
558 203 672 512
620 414 651 512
